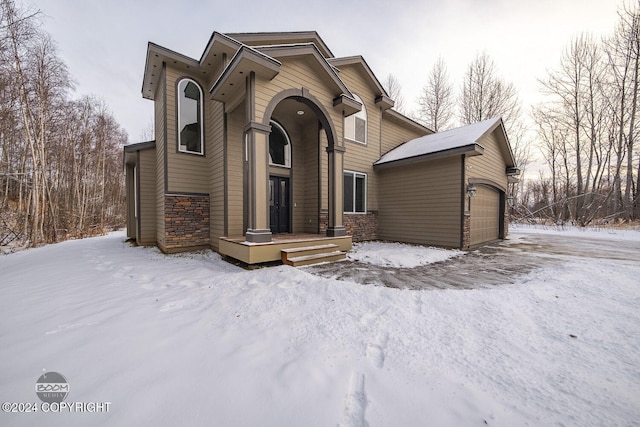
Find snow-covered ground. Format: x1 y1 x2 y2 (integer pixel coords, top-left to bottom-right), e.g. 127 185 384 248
1 228 639 426
348 241 463 268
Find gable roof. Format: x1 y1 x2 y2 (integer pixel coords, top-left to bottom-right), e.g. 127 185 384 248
375 117 515 168
142 32 241 100
328 56 388 99
254 44 353 98
225 31 334 58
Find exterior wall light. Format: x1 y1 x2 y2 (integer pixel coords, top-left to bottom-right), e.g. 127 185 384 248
467 184 477 198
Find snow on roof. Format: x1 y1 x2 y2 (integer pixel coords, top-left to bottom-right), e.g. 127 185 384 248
375 117 503 166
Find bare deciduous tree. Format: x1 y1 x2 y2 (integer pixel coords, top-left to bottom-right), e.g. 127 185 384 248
382 73 406 114
417 57 454 132
459 52 522 126
604 0 640 219
526 2 640 225
0 0 127 249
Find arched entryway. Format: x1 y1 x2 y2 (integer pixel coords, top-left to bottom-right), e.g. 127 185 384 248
261 89 346 238
268 120 292 234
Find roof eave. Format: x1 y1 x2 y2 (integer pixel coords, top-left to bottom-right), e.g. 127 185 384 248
374 143 484 170
199 31 243 64
328 55 388 98
124 140 156 153
210 46 281 103
225 31 335 58
123 140 156 166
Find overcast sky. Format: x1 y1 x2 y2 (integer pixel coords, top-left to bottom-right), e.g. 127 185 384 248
25 0 620 153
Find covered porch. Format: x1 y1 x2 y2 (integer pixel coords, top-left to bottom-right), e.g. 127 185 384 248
208 45 364 265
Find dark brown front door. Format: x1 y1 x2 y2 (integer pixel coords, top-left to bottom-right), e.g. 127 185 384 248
269 176 290 234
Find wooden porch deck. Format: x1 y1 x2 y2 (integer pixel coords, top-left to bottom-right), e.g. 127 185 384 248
219 234 352 265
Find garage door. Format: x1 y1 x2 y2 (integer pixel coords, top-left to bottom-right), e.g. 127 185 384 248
470 185 500 246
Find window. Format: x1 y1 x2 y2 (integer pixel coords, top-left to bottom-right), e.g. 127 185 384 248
344 171 366 213
344 94 367 144
177 78 203 155
269 120 291 168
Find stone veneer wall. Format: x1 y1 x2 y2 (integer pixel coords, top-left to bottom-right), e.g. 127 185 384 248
462 213 471 249
164 194 210 251
319 211 378 242
504 210 509 237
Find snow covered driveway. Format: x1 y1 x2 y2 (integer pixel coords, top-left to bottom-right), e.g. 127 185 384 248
307 226 640 289
1 227 639 426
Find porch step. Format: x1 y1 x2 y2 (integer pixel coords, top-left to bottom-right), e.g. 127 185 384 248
283 250 347 267
281 244 346 266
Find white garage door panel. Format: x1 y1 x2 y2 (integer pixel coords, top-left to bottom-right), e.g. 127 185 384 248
470 186 500 246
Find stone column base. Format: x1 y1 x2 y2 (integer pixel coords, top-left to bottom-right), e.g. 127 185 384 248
246 229 272 243
326 226 346 237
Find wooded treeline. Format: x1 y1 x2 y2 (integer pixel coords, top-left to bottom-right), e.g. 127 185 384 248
1 0 127 249
394 1 640 225
528 2 640 224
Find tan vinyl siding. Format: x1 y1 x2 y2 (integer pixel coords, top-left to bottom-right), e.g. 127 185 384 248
267 114 320 234
155 66 166 249
207 101 225 249
138 149 156 244
378 156 463 248
254 57 343 140
466 130 508 190
335 65 381 210
320 129 329 211
126 165 135 239
380 115 427 158
303 123 319 233
282 118 304 233
253 56 345 215
165 66 209 194
226 103 245 237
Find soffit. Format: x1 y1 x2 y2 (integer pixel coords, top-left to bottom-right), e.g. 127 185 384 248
142 33 240 100
209 46 281 103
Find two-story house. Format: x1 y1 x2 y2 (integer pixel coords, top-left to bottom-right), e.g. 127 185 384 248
123 31 518 266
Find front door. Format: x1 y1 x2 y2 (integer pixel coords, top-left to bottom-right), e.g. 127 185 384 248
269 176 290 234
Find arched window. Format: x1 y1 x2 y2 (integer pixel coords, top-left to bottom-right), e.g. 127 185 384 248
269 120 291 168
177 78 203 155
344 94 367 144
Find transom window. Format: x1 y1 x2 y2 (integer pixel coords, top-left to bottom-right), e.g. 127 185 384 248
344 171 366 213
177 78 203 155
344 94 367 144
269 120 291 168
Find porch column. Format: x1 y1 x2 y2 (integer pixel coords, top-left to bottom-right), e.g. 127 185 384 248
243 71 272 243
326 144 346 237
245 122 272 243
